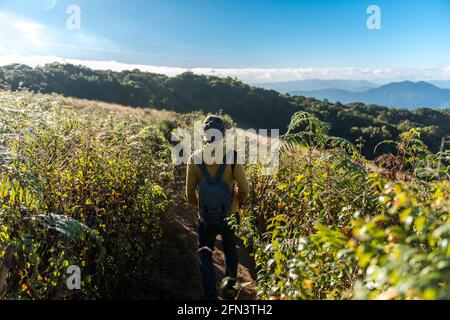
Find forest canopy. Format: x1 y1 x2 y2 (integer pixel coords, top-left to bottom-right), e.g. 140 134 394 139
1 63 449 158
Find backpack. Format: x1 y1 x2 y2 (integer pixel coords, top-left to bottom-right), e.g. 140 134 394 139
197 151 237 226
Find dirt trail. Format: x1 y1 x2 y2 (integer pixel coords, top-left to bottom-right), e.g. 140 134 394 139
155 169 257 300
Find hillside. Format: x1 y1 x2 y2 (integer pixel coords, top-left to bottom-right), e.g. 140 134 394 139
0 63 297 131
0 91 256 299
1 90 448 300
1 63 450 158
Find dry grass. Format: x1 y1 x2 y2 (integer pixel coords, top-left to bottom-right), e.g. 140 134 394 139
68 97 178 120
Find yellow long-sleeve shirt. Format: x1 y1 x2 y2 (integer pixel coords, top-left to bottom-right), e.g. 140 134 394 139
186 146 249 214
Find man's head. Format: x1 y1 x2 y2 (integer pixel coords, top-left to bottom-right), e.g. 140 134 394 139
202 115 226 143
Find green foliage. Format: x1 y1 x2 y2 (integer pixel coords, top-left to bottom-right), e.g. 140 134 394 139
375 128 449 180
351 180 450 299
0 91 178 299
1 63 449 159
238 113 450 300
0 87 448 300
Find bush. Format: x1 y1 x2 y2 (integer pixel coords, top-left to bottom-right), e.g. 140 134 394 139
237 113 450 300
0 91 174 299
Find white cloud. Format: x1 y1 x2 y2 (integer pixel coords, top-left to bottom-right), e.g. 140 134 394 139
0 54 449 84
0 54 186 76
0 11 126 57
0 12 47 52
12 21 45 46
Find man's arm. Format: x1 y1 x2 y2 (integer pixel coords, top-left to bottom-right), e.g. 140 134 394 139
233 163 249 204
186 158 200 208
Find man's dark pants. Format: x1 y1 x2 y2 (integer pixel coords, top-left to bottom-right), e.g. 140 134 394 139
197 220 238 300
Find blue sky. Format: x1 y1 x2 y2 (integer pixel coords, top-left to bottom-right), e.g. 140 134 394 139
0 0 449 82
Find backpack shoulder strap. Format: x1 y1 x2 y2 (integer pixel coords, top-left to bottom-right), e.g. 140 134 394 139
197 154 212 180
215 155 227 181
232 150 237 174
215 150 237 181
198 150 237 181
199 162 212 180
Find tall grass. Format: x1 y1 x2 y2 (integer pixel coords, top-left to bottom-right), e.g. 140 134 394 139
1 92 448 300
236 112 450 300
0 91 183 299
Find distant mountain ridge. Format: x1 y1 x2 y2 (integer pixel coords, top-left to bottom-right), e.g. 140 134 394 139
429 80 450 89
290 81 450 109
257 79 380 93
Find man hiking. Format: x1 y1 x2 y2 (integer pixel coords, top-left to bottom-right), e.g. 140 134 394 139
186 115 249 300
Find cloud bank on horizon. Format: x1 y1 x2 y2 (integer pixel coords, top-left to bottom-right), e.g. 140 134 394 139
1 54 450 84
